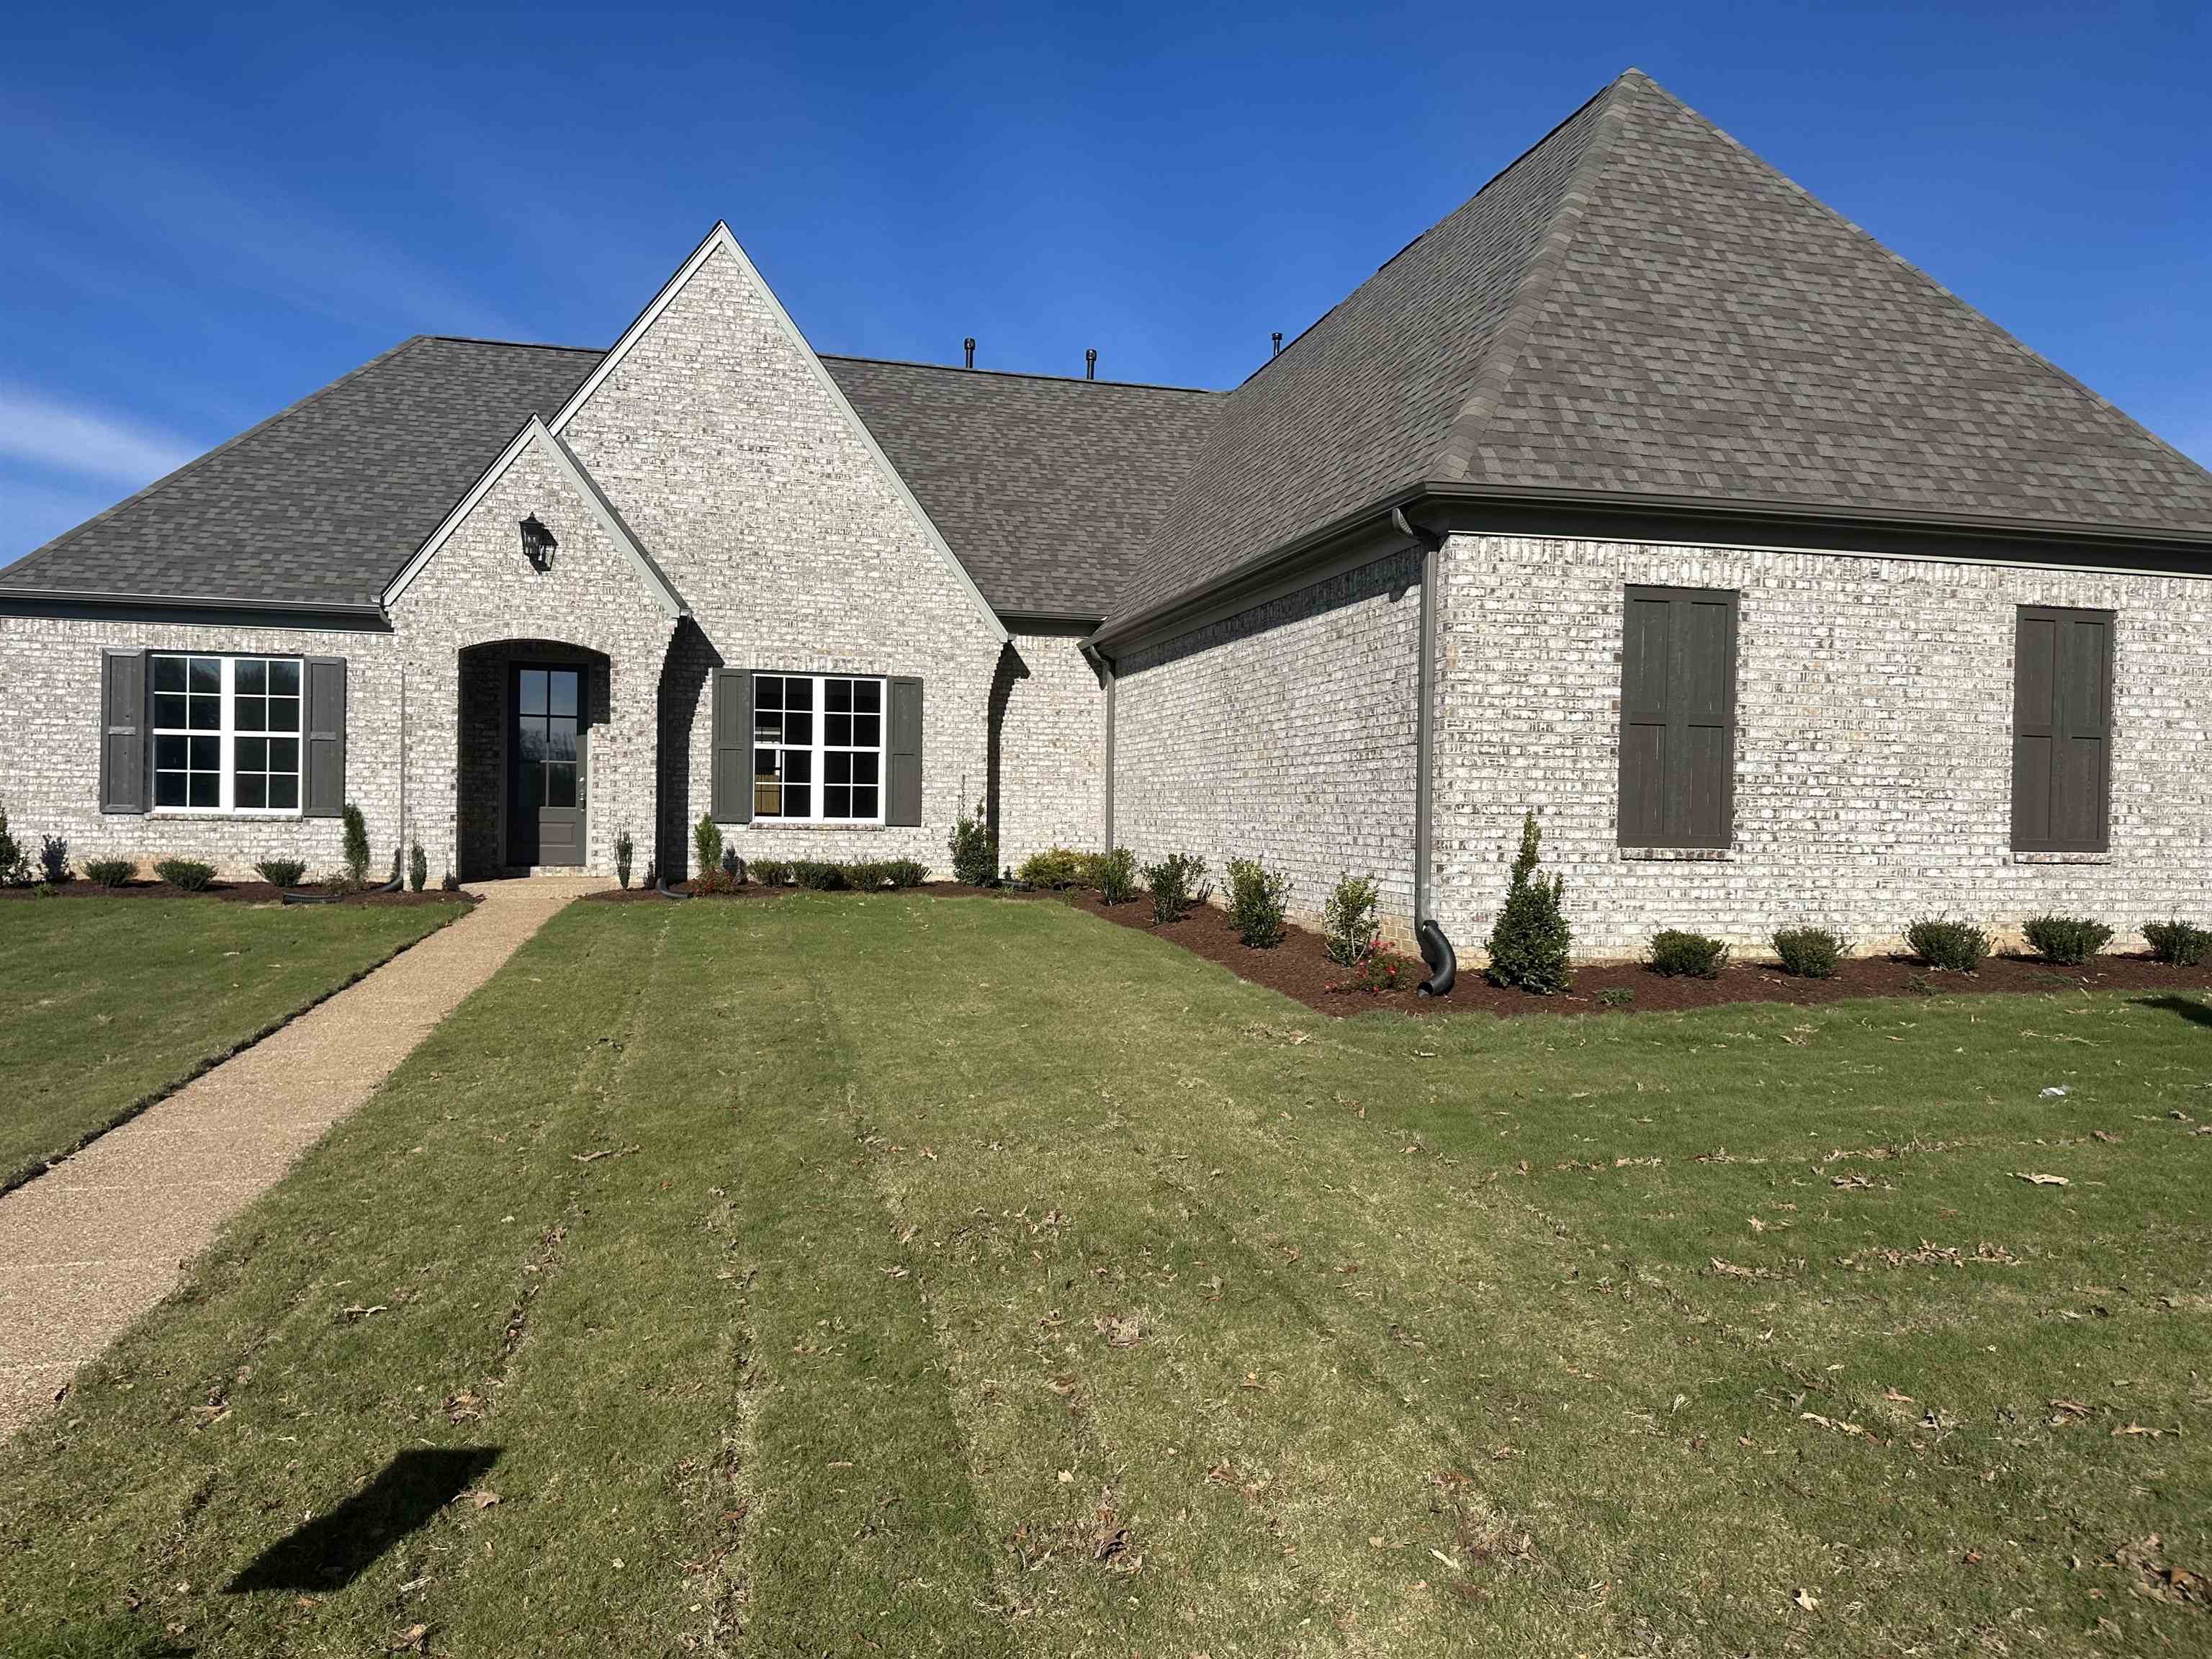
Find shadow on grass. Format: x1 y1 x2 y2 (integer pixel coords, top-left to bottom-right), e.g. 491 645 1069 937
12 1620 194 1658
226 1447 498 1593
2135 993 2212 1030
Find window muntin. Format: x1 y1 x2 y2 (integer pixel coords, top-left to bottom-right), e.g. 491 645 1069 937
752 673 884 822
150 654 303 814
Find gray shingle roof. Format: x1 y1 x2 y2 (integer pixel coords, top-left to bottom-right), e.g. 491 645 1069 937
822 357 1218 617
1108 69 2212 631
0 337 603 611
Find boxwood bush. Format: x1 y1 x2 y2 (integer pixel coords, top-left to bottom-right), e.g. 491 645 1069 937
1016 847 1089 889
256 857 307 889
1905 914 1990 972
83 857 137 889
1647 929 1729 978
1771 925 1847 979
792 860 846 891
751 858 791 888
153 858 217 892
882 858 928 889
1224 857 1290 949
2020 913 2113 966
2143 919 2211 966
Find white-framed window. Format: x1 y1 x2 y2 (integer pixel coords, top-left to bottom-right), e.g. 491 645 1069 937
151 654 302 814
752 673 883 822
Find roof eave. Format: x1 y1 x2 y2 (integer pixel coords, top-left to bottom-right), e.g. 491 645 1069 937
0 585 393 631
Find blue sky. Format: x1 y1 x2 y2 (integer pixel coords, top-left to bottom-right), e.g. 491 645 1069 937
3 1 2208 565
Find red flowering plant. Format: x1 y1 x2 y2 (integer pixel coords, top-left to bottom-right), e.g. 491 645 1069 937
1325 943 1420 994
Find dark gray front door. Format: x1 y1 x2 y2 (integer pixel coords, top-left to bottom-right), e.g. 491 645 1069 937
511 665 586 868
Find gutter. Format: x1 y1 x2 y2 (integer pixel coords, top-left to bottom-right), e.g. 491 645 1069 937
1390 508 1456 998
1078 640 1116 848
0 585 393 631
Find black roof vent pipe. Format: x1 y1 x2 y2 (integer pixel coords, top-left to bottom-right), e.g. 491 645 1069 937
963 337 976 369
1085 348 1097 380
1272 331 1282 357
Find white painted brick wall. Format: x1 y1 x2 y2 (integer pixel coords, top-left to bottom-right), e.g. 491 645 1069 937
994 627 1105 869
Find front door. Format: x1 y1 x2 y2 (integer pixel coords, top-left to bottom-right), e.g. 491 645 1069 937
510 665 586 868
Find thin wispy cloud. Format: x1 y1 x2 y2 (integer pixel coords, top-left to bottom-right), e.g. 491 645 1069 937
0 387 199 485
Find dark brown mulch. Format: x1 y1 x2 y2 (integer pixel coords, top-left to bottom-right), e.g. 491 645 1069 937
1056 889 2212 1019
0 879 474 907
585 879 994 904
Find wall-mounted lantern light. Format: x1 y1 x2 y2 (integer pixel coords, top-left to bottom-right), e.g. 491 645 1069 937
519 513 557 572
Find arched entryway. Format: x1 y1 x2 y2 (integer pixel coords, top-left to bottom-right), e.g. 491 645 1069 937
456 640 612 878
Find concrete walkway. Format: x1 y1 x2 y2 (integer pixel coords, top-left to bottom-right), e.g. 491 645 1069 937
0 875 603 1437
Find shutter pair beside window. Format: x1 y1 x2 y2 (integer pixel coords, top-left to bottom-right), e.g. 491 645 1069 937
1617 587 1738 849
98 649 346 816
709 669 922 825
2012 606 2112 853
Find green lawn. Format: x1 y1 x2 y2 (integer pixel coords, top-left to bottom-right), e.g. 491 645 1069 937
2 894 2206 1658
0 897 468 1190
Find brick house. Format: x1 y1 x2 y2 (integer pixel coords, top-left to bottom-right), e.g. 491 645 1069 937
4 70 2209 963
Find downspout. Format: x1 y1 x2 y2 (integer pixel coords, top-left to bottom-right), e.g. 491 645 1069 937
1391 506 1457 997
1081 641 1115 849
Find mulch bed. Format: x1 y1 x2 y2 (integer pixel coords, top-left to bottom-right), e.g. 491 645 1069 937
1057 890 2212 1019
0 880 473 907
585 879 991 904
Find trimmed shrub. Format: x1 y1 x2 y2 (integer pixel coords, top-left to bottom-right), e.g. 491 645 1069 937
2020 913 2113 966
613 830 634 890
1322 873 1380 966
84 857 137 889
1905 914 1989 972
38 835 70 886
843 859 889 891
695 865 740 895
1485 812 1571 995
441 871 462 894
1089 847 1139 905
2143 919 2212 967
0 801 24 885
1597 986 1635 1009
1017 847 1089 889
884 858 928 889
341 802 371 889
409 840 428 893
793 860 847 891
1142 853 1210 926
256 857 307 889
1771 925 1847 979
1225 857 1290 949
694 815 723 884
1647 929 1729 978
1326 945 1419 994
948 798 996 886
153 858 217 892
751 858 791 888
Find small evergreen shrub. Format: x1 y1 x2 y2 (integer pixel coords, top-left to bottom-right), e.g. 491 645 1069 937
409 840 428 893
1771 925 1847 979
341 802 371 889
153 858 217 892
1322 873 1380 966
843 859 889 891
793 860 847 891
2020 913 2113 966
694 815 723 884
1142 853 1210 926
0 801 24 885
1224 857 1290 949
751 858 791 888
1017 847 1089 889
613 830 634 890
884 858 928 889
1326 945 1419 994
2143 919 2212 966
1905 914 1989 972
84 857 137 889
1647 929 1729 978
1597 986 1636 1009
256 858 307 889
38 836 69 885
1485 812 1571 994
1089 847 1139 904
948 799 997 886
441 871 462 894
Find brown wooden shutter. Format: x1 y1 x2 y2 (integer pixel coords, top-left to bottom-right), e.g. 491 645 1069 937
302 657 347 818
2013 606 2112 853
710 669 751 824
886 676 923 827
1617 586 1737 848
99 649 148 814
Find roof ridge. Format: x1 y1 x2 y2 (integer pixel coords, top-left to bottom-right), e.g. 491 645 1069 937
822 354 1218 395
1428 73 1632 484
1646 76 2212 496
0 336 434 588
421 334 608 354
